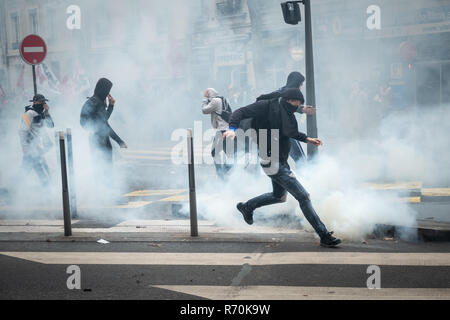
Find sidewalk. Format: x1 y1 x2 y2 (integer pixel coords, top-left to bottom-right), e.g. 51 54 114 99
0 218 318 243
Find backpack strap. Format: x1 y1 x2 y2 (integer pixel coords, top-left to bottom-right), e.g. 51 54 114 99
214 96 225 115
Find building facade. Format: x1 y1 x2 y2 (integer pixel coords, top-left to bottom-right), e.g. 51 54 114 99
1 0 449 108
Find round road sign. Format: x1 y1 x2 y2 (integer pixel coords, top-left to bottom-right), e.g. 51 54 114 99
20 34 47 65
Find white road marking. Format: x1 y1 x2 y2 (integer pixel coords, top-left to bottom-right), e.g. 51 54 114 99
1 252 450 266
152 285 450 300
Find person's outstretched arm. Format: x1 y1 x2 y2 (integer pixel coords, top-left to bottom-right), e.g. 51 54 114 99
108 123 127 148
223 101 269 140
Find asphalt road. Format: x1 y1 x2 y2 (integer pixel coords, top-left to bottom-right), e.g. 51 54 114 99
1 240 449 300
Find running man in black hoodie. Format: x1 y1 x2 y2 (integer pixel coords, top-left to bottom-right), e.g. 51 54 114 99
257 72 315 163
223 88 341 248
80 78 127 177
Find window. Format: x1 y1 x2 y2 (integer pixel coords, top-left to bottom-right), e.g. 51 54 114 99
46 7 56 43
217 0 242 15
29 9 38 34
10 12 20 50
95 7 112 39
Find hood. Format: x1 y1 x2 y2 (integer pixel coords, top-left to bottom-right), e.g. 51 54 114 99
94 78 113 101
284 72 305 89
206 88 219 98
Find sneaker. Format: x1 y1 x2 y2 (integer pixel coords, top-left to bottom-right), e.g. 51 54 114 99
237 202 253 225
320 231 341 248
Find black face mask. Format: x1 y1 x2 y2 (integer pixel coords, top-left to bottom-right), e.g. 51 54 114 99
281 99 298 113
33 103 45 114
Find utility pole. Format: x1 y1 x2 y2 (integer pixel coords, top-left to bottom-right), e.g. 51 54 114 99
281 0 318 158
303 0 318 158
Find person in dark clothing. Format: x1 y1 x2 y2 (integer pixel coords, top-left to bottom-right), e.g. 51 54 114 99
224 88 341 248
256 72 315 164
80 78 127 180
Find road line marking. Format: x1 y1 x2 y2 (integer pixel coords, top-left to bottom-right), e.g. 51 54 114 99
367 181 422 190
120 155 172 161
152 285 450 300
114 201 152 209
159 195 189 202
400 197 421 203
422 188 450 197
124 189 186 197
1 252 450 266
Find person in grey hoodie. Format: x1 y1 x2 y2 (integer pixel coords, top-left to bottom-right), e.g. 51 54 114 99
202 88 235 179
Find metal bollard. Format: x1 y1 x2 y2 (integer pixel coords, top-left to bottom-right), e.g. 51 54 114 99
66 129 78 219
187 129 198 237
59 131 72 236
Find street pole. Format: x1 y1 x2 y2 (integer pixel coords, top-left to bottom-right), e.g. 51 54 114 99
304 0 318 158
187 129 198 237
32 65 37 96
66 129 78 219
59 131 72 236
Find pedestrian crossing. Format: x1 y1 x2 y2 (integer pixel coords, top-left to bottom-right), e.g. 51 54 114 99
1 250 449 300
151 285 450 300
2 251 450 266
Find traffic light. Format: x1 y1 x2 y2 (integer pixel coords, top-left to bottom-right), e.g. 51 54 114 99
281 1 302 25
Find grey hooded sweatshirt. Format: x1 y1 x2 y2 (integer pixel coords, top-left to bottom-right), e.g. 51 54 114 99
201 88 229 131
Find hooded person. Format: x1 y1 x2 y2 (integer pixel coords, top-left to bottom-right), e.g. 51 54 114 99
202 87 236 179
224 88 341 248
256 71 313 164
80 78 127 180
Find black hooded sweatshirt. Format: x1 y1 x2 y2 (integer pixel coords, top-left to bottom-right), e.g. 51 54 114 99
80 78 124 146
229 97 308 163
256 72 306 105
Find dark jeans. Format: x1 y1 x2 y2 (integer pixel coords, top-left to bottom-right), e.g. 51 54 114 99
212 131 237 180
21 154 50 187
289 138 306 163
245 162 328 237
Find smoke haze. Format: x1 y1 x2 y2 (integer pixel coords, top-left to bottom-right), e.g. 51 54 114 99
0 0 448 240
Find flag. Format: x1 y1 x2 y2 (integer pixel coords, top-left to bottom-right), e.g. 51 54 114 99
41 62 60 92
0 84 5 99
72 61 90 96
36 64 47 84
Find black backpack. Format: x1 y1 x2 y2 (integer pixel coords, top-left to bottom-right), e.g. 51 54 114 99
216 96 233 123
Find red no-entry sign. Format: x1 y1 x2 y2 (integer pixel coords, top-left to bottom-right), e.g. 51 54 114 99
20 34 47 65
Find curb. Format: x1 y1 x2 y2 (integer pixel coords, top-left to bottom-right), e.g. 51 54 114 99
373 221 450 242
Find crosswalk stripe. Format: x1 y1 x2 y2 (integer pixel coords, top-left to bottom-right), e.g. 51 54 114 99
367 181 423 190
159 195 189 202
124 189 186 197
422 188 450 197
2 252 450 266
152 285 450 300
120 155 172 161
401 197 421 203
114 201 152 209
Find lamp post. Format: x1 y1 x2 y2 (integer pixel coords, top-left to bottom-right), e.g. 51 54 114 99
281 0 318 158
